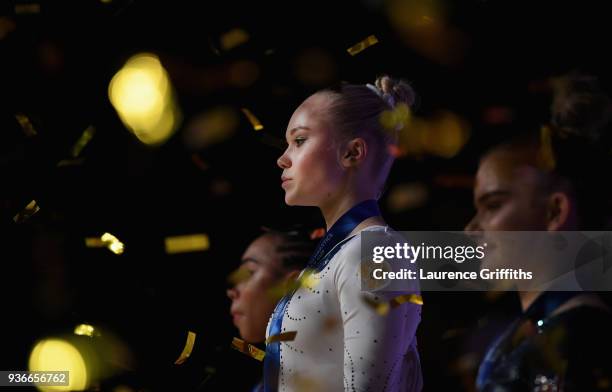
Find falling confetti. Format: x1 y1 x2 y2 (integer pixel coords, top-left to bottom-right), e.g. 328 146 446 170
347 35 379 56
265 331 297 344
362 293 424 316
241 108 264 131
71 126 96 158
174 331 196 365
165 234 210 254
231 337 265 361
268 269 319 300
13 200 40 223
15 113 37 137
74 324 98 338
85 232 125 255
228 265 251 286
362 295 390 316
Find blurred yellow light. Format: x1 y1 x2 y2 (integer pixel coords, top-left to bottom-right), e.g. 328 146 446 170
164 234 210 254
183 107 239 149
29 339 88 391
220 28 250 51
109 53 181 146
387 183 429 212
421 111 470 158
228 60 260 88
294 48 336 86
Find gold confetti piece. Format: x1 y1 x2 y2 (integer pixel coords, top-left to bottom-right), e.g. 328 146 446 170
362 293 423 316
101 232 124 255
174 331 196 365
86 232 125 255
85 237 105 247
13 200 40 223
347 35 379 56
220 28 250 51
267 269 319 300
362 295 391 316
227 265 251 285
299 269 319 290
538 125 556 171
71 126 96 158
15 3 40 14
74 324 98 338
241 108 264 131
165 234 210 254
231 337 265 361
265 331 297 344
390 293 424 306
57 158 85 167
15 113 37 137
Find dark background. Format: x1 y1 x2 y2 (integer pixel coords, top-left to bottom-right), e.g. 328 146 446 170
1 0 610 390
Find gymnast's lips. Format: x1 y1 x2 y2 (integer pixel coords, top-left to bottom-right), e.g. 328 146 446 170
230 309 244 324
281 176 292 187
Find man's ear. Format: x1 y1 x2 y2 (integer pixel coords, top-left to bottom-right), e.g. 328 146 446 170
340 137 367 168
546 191 572 231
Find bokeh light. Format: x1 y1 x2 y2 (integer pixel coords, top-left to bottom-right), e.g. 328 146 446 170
29 339 88 391
109 53 181 146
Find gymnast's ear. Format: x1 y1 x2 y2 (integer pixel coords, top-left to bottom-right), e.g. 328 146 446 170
341 137 367 168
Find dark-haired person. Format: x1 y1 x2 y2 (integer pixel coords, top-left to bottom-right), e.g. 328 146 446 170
227 228 316 391
466 73 612 391
228 229 316 343
267 75 423 391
